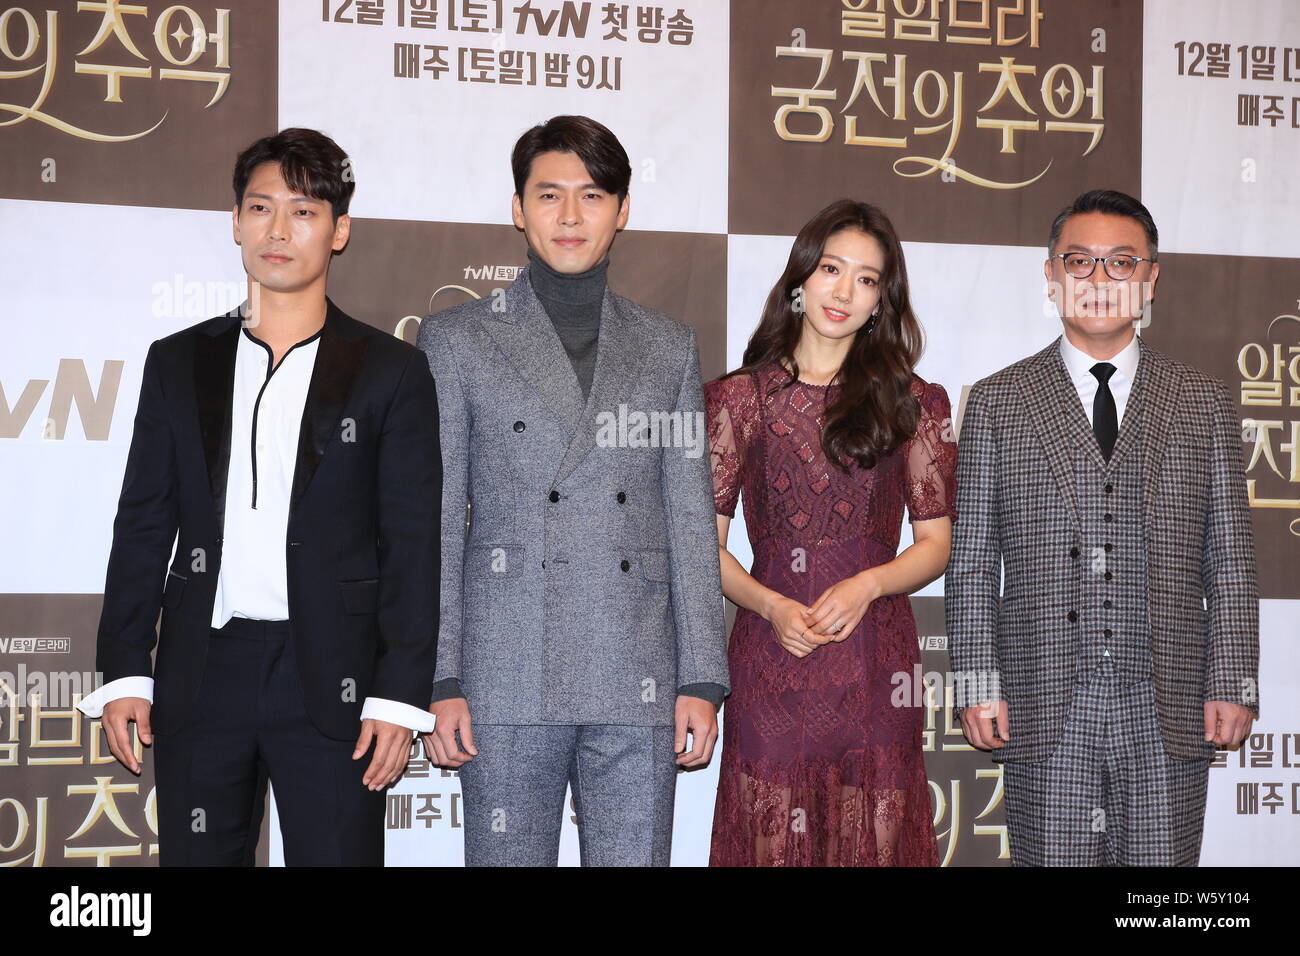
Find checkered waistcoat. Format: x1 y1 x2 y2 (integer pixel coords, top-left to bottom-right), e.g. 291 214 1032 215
1071 395 1153 688
946 335 1260 762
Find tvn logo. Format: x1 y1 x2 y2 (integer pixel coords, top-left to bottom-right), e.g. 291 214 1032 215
0 638 71 654
50 887 151 936
461 265 523 281
0 360 124 440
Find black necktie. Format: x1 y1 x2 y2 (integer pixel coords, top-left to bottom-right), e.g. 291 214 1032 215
1091 362 1118 461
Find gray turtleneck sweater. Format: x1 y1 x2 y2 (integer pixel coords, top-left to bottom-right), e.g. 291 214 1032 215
429 253 726 709
527 248 605 401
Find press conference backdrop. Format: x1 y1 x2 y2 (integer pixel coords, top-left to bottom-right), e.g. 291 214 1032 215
1 0 1296 867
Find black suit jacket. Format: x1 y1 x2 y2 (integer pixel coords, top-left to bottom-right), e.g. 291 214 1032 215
95 299 442 740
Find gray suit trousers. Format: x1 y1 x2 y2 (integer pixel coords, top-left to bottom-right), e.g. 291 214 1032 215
459 724 678 866
1002 656 1212 866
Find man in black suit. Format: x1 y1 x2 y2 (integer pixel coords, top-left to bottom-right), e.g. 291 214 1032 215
77 128 442 866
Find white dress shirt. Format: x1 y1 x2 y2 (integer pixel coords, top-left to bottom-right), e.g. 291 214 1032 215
79 325 434 733
1058 331 1141 428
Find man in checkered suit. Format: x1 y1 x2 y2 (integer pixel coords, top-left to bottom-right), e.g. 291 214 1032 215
946 189 1260 866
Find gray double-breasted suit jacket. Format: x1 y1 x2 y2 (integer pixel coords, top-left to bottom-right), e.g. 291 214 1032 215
417 266 729 726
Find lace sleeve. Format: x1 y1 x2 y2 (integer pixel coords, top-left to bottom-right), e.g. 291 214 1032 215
703 373 754 518
903 378 958 522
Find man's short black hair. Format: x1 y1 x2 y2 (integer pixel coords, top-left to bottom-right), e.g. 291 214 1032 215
1049 189 1158 259
511 115 631 204
233 128 354 221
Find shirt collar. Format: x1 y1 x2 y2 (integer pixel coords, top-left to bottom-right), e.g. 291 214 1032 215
237 321 325 363
1058 331 1141 388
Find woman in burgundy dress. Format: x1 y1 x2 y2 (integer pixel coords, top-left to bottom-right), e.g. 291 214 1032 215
705 200 956 867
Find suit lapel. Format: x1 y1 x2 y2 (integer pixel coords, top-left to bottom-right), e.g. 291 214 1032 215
1134 336 1180 532
291 299 371 510
1014 337 1096 530
193 311 241 537
482 268 586 432
553 286 648 487
481 266 650 487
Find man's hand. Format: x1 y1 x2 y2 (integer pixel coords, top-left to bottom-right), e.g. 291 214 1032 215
421 697 477 769
1204 700 1253 748
960 699 1010 751
766 596 825 658
674 695 719 769
353 718 414 791
101 697 152 774
801 570 882 642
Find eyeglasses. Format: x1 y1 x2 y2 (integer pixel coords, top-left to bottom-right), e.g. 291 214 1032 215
1052 252 1155 281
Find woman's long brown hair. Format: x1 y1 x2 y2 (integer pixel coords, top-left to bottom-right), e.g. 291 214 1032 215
727 199 924 472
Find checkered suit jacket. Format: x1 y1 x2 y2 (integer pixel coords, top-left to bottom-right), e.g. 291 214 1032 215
946 334 1259 762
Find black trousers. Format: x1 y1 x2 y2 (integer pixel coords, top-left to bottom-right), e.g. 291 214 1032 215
153 617 386 866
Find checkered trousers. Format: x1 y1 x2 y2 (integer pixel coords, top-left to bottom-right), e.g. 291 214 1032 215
1001 656 1212 866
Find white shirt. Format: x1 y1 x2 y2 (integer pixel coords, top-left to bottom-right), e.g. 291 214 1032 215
1058 331 1141 428
211 326 318 627
79 325 434 733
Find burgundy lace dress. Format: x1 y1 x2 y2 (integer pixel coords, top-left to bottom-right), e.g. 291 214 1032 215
704 364 956 867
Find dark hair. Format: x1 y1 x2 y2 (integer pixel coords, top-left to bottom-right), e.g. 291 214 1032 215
511 115 632 204
232 128 354 221
728 199 924 472
1048 189 1158 259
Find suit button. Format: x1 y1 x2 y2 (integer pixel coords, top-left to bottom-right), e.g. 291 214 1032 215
1104 571 1113 581
1105 484 1114 494
542 560 546 569
1104 513 1113 522
288 541 300 548
620 559 630 572
549 490 560 503
1067 610 1078 623
1104 600 1113 609
616 491 626 504
513 420 526 432
1104 543 1113 552
1104 628 1113 638
1069 547 1080 559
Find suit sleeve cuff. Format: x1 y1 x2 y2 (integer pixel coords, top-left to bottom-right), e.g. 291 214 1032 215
360 697 435 733
430 677 465 703
677 682 726 708
77 676 154 718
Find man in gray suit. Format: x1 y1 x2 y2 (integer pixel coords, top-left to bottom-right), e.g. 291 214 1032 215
416 115 729 866
947 189 1259 866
